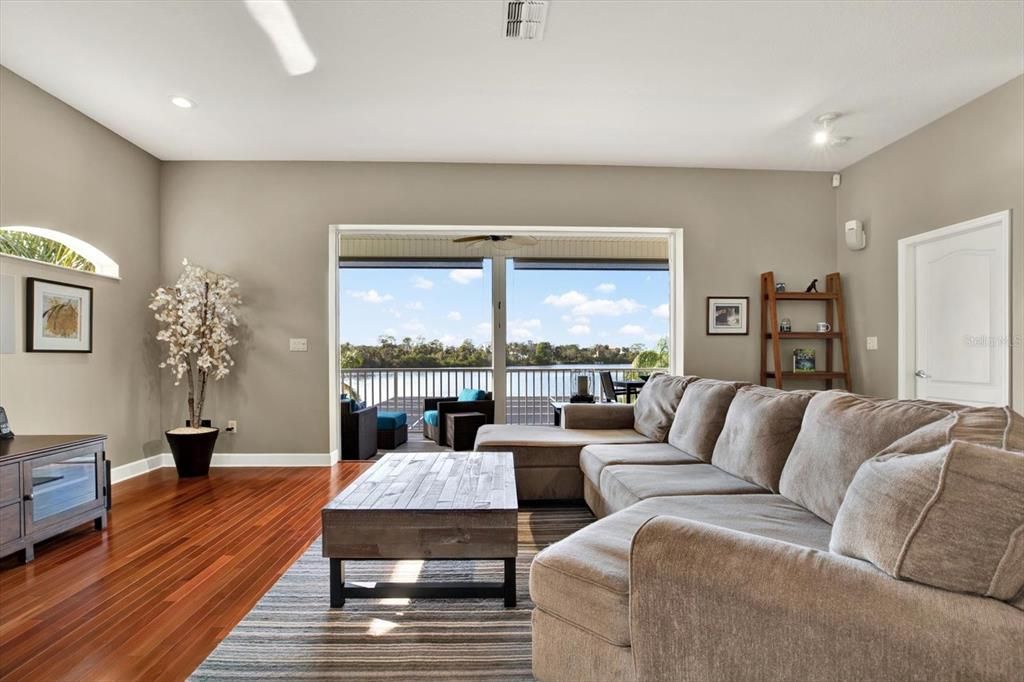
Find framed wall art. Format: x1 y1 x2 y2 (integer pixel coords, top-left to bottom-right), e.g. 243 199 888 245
706 296 748 335
26 277 93 352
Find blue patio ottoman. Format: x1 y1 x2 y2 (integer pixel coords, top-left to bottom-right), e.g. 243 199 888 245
376 411 408 450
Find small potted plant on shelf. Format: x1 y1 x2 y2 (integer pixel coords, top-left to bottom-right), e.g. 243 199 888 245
150 260 241 477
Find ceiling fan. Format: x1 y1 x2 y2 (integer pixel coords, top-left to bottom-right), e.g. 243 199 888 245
451 234 539 250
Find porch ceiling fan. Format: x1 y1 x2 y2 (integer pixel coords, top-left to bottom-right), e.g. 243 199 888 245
451 234 539 251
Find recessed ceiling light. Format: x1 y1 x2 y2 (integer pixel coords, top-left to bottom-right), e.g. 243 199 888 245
171 96 194 109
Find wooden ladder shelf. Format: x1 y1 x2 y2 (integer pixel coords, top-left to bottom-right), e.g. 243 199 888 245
760 271 852 391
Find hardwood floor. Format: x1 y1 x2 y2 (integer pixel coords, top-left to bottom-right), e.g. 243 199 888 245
0 462 372 682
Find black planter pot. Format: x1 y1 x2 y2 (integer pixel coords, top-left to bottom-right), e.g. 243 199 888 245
166 428 219 477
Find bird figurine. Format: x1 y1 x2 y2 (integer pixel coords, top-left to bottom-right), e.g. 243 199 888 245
805 279 819 293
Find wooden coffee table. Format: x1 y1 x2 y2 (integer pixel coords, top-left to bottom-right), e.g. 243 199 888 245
321 451 518 608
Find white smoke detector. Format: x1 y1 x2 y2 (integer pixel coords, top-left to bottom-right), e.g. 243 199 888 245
504 1 549 40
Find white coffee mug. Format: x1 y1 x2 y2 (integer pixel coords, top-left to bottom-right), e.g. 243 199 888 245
816 322 832 333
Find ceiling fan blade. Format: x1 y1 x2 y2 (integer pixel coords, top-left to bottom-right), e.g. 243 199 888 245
506 235 539 247
452 235 486 243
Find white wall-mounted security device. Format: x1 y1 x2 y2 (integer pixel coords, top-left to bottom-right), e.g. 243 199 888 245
845 220 866 250
832 173 841 188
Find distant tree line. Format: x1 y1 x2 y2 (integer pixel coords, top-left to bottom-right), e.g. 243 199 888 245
339 335 667 368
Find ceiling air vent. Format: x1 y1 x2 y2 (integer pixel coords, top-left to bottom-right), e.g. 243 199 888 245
504 1 549 40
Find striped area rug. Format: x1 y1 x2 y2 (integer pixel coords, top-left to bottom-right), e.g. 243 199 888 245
190 507 594 681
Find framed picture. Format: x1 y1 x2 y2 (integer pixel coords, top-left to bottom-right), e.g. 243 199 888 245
706 296 749 335
26 277 93 353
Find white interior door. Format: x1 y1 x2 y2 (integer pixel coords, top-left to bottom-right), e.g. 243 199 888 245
899 211 1010 406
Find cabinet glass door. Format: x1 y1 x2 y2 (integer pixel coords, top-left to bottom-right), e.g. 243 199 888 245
25 449 101 528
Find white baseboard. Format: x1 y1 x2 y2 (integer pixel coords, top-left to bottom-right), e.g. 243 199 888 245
111 454 173 483
210 452 333 467
110 452 333 484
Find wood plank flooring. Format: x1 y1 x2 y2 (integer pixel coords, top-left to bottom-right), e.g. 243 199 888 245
0 463 372 682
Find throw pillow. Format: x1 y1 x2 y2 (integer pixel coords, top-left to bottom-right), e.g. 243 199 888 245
879 406 1023 455
778 391 954 523
632 374 697 441
831 440 1024 603
666 379 746 461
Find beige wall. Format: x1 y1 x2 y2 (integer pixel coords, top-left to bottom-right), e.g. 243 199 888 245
0 67 163 467
836 75 1023 411
161 163 836 454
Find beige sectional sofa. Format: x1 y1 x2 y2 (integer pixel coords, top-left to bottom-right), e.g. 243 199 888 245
474 374 1024 681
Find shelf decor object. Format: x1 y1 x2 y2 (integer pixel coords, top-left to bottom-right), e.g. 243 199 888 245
760 271 852 390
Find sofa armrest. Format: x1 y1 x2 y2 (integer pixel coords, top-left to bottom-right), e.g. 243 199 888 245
629 516 1024 682
560 403 634 430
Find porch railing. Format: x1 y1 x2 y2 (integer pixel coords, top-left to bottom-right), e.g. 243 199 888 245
339 365 666 432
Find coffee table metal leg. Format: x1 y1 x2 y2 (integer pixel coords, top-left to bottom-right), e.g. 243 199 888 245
330 558 345 608
504 557 517 607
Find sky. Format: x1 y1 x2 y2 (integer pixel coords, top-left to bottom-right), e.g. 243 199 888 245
339 262 670 347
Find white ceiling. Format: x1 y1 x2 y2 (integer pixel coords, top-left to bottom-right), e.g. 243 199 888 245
1 0 1022 170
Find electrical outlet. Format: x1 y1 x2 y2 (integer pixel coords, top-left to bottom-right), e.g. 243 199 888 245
866 336 878 350
289 338 308 352
226 420 238 433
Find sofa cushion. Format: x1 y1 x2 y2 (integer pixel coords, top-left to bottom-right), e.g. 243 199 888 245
423 410 439 427
878 406 1023 456
458 388 488 402
831 440 1024 603
666 379 744 461
474 425 652 469
599 464 767 514
779 391 954 523
711 386 813 492
530 495 832 646
632 374 696 441
580 442 701 491
376 411 407 430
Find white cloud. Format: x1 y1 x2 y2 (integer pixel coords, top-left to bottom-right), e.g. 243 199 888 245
562 314 590 325
401 321 426 333
568 324 591 335
447 311 462 321
348 289 394 304
508 318 542 340
652 303 670 318
595 283 616 293
406 301 425 311
543 290 588 307
619 324 647 336
474 322 492 338
450 269 483 285
574 298 644 317
439 334 459 345
411 276 434 290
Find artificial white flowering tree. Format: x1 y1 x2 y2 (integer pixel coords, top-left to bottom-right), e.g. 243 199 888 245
151 260 241 430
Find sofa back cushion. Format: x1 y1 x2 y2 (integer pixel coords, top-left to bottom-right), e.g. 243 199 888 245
878 406 1023 456
831 440 1024 605
667 379 744 461
458 388 488 402
778 391 954 523
632 374 697 441
711 386 813 492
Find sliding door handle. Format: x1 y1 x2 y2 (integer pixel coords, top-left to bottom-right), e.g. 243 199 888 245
914 369 931 379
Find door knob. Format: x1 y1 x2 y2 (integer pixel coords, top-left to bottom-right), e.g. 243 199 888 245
914 369 931 379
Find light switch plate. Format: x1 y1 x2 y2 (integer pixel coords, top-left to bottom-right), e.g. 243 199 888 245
289 338 309 352
866 336 878 350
